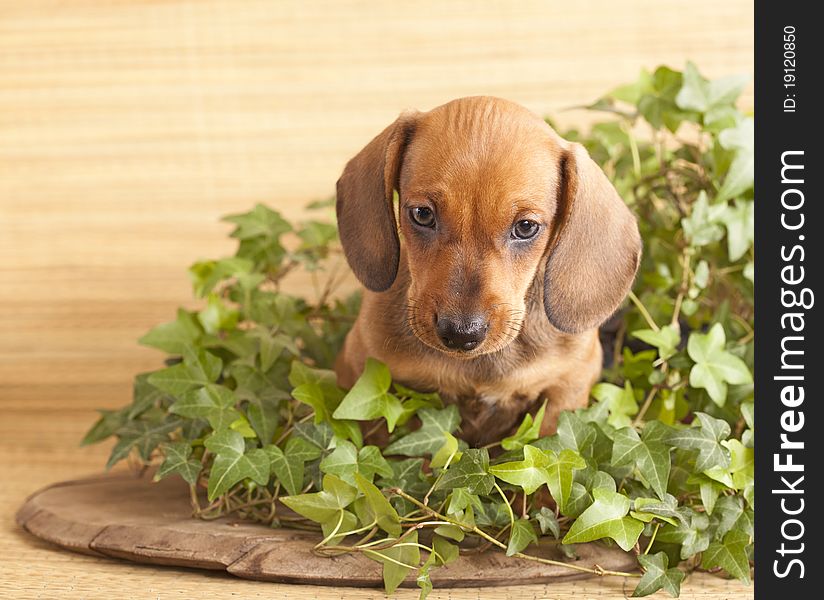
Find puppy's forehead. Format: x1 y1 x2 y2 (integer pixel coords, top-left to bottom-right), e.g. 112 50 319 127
400 97 565 205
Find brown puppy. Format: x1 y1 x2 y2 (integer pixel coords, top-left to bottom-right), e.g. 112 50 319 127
334 97 641 446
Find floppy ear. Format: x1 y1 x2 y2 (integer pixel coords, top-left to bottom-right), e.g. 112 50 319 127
336 111 419 292
543 143 642 333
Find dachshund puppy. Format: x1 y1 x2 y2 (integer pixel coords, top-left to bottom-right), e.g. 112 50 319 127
334 97 641 446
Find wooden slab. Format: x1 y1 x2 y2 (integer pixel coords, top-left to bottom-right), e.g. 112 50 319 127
16 471 637 588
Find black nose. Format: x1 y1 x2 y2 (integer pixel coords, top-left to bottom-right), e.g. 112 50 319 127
436 314 489 351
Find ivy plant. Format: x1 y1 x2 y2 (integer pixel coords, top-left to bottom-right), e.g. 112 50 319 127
85 63 754 598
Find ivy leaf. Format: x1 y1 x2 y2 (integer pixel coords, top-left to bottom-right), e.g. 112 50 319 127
716 118 754 202
138 308 202 354
535 506 561 539
319 439 359 485
501 400 547 451
155 441 201 485
556 411 596 453
437 448 495 495
506 518 538 556
701 530 751 583
717 199 754 262
357 445 394 482
563 488 644 551
543 449 587 514
332 358 404 432
710 495 744 540
384 405 461 457
430 431 461 469
666 412 731 472
292 381 361 446
280 474 358 523
611 427 671 499
197 293 239 334
369 530 419 594
631 324 681 361
106 418 183 468
354 472 402 536
591 382 638 428
682 191 724 248
630 495 685 527
204 430 269 501
266 443 306 496
687 324 752 406
656 509 711 559
169 384 240 431
148 348 222 396
433 534 459 565
489 445 550 495
632 551 685 597
82 408 128 446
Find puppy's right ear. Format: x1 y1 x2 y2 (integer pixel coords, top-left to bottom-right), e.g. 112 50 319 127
336 111 419 292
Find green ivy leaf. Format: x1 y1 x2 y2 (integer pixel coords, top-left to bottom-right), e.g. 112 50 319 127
631 324 681 361
265 440 311 496
437 448 495 495
204 430 269 501
716 118 754 203
535 506 561 539
384 406 461 457
543 449 587 515
506 518 538 556
611 427 671 499
717 199 754 261
701 530 751 583
632 551 685 597
666 412 731 472
354 472 402 536
138 308 202 354
319 439 360 485
155 441 201 484
280 474 358 523
106 417 183 468
687 324 752 405
563 488 644 551
591 382 638 428
430 431 461 469
332 358 404 432
357 445 394 482
501 400 547 450
369 530 419 594
169 384 240 431
148 348 222 396
489 445 551 495
681 191 724 248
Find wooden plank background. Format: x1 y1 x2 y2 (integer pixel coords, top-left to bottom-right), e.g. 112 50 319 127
0 1 753 598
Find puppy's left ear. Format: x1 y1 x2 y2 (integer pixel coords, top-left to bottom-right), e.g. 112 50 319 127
336 110 419 292
543 143 642 333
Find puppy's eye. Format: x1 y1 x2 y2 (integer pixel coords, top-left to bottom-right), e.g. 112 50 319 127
410 207 436 228
512 219 540 240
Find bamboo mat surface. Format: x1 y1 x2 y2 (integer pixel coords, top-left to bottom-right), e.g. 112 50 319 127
1 1 752 598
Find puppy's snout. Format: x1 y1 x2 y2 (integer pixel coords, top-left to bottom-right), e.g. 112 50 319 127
435 314 489 352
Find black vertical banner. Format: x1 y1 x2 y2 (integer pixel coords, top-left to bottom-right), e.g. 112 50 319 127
755 1 822 596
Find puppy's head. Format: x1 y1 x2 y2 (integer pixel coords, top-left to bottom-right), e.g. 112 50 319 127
336 97 641 357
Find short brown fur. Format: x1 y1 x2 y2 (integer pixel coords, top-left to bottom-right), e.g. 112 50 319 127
335 97 641 445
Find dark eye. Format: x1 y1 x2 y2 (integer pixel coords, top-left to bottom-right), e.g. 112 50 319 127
512 219 540 240
410 206 436 228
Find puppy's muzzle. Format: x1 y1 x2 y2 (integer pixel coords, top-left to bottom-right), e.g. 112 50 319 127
435 313 489 352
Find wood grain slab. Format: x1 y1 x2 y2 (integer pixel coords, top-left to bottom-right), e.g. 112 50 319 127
16 471 638 588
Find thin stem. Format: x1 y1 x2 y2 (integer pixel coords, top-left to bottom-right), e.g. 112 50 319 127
494 482 516 532
644 522 661 555
632 387 659 427
389 488 640 579
423 450 457 506
628 291 658 331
